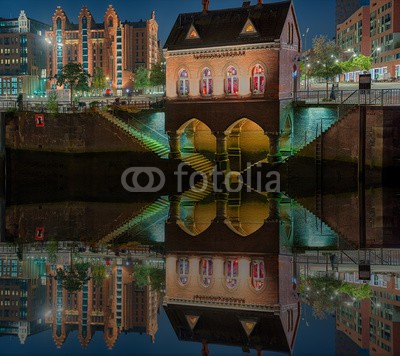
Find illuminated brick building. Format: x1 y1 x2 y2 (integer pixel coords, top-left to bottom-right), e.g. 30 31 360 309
0 10 50 97
336 0 400 80
46 6 159 95
164 0 301 168
336 272 400 355
45 258 160 350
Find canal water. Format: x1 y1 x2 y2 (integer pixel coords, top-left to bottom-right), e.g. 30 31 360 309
0 110 399 355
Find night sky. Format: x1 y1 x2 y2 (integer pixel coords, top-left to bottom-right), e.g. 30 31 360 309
0 0 336 48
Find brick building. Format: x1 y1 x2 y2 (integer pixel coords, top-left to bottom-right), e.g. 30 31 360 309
336 0 400 81
0 10 50 97
46 6 159 96
336 272 400 355
45 258 160 350
163 0 301 169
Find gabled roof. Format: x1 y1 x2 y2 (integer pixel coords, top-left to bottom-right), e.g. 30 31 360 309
164 1 291 51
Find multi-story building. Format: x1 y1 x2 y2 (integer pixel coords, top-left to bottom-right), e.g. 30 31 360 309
336 0 400 81
0 10 50 97
45 258 160 350
46 6 159 96
163 0 301 169
336 0 370 27
336 272 400 355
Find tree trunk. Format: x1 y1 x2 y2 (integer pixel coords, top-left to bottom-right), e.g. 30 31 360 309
326 79 329 99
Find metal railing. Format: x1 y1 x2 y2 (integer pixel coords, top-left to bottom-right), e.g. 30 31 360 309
295 89 400 106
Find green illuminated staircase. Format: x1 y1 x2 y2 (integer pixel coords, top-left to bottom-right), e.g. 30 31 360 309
100 111 170 158
98 197 170 246
181 179 214 202
182 153 215 176
100 111 215 176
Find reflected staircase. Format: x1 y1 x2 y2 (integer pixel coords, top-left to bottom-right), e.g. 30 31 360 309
97 196 170 246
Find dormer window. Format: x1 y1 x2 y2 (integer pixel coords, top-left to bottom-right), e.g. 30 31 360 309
186 25 200 40
241 19 257 35
245 23 255 33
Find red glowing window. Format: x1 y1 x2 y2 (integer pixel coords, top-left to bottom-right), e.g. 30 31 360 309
252 65 265 94
226 259 238 289
226 66 239 95
202 68 213 95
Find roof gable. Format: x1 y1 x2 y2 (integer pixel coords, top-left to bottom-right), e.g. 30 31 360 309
164 1 291 51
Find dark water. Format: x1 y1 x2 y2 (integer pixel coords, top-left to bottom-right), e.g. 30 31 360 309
1 111 399 355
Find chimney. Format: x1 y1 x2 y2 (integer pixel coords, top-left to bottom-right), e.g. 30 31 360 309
202 0 210 12
257 0 263 5
242 1 251 7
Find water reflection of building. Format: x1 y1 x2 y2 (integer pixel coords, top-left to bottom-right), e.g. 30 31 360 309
0 243 48 344
164 193 300 353
336 272 400 355
45 258 160 350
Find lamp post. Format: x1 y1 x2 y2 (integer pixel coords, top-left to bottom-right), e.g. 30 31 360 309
302 28 309 90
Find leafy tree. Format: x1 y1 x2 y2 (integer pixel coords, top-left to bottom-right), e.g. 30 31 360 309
46 240 58 263
134 67 150 91
55 63 90 106
133 265 165 291
307 36 344 98
91 67 106 96
150 62 166 90
350 54 373 72
300 275 373 319
47 90 59 114
56 261 90 293
91 261 106 287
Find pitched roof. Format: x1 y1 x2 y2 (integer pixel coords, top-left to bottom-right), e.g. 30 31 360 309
164 1 291 51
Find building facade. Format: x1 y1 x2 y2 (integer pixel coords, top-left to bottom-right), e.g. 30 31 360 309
46 6 159 96
336 272 400 355
163 0 301 169
336 0 400 81
0 10 50 97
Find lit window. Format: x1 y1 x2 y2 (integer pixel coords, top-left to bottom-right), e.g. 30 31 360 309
178 258 189 285
245 24 255 32
178 69 189 96
200 258 213 287
252 64 265 94
201 68 213 95
189 30 197 38
251 260 265 290
226 66 238 95
226 259 238 289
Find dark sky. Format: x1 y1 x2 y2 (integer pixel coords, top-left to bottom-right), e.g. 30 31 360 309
0 0 336 48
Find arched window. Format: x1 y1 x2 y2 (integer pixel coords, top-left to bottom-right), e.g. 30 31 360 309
252 65 265 94
200 258 213 287
201 68 213 95
108 17 113 27
178 258 189 285
251 260 265 290
226 66 239 95
178 69 189 96
226 259 238 289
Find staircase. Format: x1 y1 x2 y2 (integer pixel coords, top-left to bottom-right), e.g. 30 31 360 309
97 197 170 246
181 179 214 202
99 111 170 158
100 111 215 176
182 153 215 176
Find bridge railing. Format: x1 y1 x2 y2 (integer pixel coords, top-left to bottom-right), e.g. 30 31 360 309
295 89 400 106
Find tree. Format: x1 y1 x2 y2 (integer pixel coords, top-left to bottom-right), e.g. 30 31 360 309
351 54 373 72
133 265 165 291
47 90 59 114
46 240 59 263
56 261 90 293
55 63 90 107
91 261 106 287
308 36 344 98
134 67 150 92
150 62 166 91
91 67 106 96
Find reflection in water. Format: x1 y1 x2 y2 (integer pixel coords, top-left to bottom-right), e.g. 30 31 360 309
0 186 399 354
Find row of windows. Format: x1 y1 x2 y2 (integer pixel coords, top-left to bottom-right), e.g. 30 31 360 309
177 64 266 96
177 258 265 290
